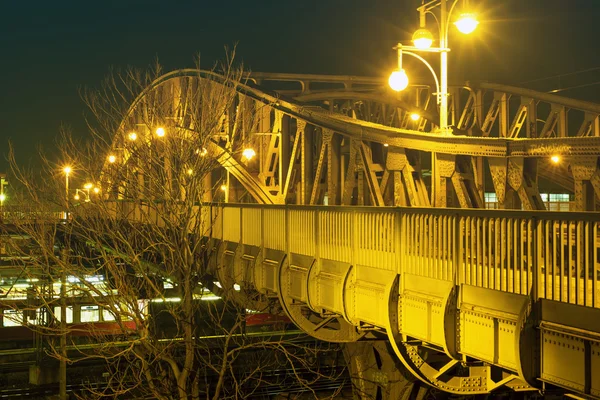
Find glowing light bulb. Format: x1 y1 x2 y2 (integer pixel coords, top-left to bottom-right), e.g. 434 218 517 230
108 155 116 163
187 168 193 175
220 184 227 191
389 69 409 92
63 166 72 175
551 155 561 164
156 127 165 137
84 183 93 189
410 113 420 121
412 28 434 49
242 148 256 160
74 194 80 200
455 13 479 34
128 132 137 141
93 187 100 194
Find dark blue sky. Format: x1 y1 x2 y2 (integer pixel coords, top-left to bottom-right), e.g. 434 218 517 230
1 0 599 171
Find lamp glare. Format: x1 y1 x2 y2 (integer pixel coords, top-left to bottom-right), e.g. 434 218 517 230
410 113 420 121
455 13 479 34
108 155 116 163
389 69 409 92
242 148 256 160
156 127 166 137
551 155 561 164
128 132 137 141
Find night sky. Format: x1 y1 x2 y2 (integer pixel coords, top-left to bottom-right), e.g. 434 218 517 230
1 0 599 172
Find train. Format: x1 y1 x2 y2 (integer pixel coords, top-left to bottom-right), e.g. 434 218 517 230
0 299 293 350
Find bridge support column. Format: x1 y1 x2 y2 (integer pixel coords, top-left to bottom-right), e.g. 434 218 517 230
343 341 419 400
571 156 600 211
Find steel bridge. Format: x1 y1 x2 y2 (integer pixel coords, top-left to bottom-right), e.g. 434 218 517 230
101 70 600 398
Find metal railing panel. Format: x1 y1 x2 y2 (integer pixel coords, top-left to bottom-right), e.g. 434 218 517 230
318 211 352 264
289 209 315 256
459 216 533 296
222 207 239 242
263 208 286 251
401 212 454 281
241 208 261 247
355 211 396 271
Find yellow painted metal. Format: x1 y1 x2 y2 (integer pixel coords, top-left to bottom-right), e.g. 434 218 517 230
458 285 529 372
401 274 454 351
309 259 351 316
263 209 286 251
345 265 396 328
222 207 240 243
241 207 261 247
539 299 600 394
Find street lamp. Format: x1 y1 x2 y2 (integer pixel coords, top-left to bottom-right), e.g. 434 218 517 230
0 175 7 218
388 0 478 206
74 189 91 203
62 166 72 203
388 0 479 133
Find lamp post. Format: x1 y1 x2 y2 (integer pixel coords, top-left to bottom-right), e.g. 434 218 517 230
388 0 479 205
0 174 7 220
62 166 71 202
62 166 72 220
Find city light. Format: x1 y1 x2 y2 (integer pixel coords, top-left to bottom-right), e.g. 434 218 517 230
242 148 256 160
220 184 227 191
410 113 421 121
0 194 5 202
63 166 72 175
389 69 409 92
128 132 137 141
84 183 93 189
93 187 100 194
187 168 193 175
412 28 434 49
108 155 116 163
156 127 165 137
455 13 479 34
551 155 561 164
74 194 80 200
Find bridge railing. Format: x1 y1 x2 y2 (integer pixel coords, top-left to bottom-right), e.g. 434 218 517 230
205 204 600 309
105 201 600 309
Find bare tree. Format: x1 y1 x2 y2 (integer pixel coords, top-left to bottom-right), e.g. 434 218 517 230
6 53 350 399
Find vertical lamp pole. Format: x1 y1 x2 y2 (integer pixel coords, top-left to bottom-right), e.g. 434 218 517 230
63 166 71 219
0 174 7 220
388 0 479 206
60 166 71 400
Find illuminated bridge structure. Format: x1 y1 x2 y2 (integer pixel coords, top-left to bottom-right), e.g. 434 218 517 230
103 70 600 398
